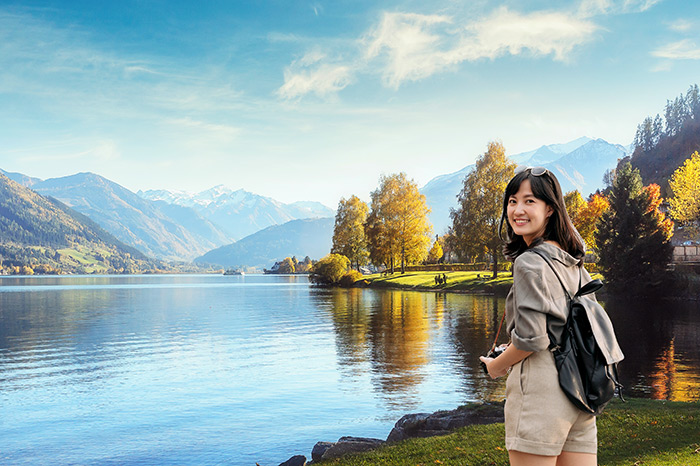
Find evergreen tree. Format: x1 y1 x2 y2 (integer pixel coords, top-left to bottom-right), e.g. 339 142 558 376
450 141 516 278
596 163 673 292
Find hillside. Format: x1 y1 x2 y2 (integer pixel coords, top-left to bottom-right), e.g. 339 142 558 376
31 173 232 261
195 217 333 269
627 118 700 193
0 173 155 274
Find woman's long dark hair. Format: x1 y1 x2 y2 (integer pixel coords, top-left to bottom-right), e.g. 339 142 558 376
499 169 585 262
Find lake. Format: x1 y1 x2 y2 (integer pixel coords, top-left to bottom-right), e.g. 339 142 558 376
0 274 698 465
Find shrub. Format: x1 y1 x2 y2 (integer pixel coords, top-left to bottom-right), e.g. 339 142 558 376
339 270 363 287
309 254 350 285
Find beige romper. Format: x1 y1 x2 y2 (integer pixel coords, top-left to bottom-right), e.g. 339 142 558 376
504 242 597 456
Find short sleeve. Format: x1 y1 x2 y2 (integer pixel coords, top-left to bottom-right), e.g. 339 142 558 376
510 268 551 352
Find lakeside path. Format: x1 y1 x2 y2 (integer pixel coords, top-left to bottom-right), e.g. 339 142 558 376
356 270 606 296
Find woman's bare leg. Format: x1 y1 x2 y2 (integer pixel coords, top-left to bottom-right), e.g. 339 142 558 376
508 450 557 466
556 451 597 466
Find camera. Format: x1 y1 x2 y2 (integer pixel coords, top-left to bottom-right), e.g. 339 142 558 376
480 345 506 375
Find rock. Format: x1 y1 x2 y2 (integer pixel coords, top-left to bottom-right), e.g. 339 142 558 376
311 442 335 462
278 455 306 466
320 436 386 460
386 402 505 443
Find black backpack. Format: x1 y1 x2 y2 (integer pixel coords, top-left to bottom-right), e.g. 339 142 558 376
530 249 624 416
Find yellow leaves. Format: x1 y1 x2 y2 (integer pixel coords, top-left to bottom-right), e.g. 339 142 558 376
669 150 700 231
366 173 433 268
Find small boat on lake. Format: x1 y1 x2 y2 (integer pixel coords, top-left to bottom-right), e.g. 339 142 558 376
223 269 245 276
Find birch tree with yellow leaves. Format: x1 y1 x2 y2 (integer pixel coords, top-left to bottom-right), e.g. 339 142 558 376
365 173 432 274
450 141 516 278
669 151 700 236
331 195 369 270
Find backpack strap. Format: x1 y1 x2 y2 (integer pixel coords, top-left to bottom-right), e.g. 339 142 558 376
528 248 579 350
528 248 578 300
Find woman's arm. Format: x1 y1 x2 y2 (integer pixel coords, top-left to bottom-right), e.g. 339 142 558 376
479 344 533 379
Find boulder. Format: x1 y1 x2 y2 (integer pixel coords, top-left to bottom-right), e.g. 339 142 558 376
386 402 505 443
278 455 306 466
320 436 386 460
311 442 335 462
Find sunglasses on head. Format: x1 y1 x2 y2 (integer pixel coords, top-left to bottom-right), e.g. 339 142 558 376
515 165 548 176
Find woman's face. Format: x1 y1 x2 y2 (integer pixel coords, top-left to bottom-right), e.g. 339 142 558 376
507 179 553 246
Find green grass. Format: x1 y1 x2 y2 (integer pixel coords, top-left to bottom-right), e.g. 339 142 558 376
317 399 700 465
360 270 604 295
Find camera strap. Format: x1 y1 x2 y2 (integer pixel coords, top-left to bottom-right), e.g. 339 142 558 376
490 309 507 352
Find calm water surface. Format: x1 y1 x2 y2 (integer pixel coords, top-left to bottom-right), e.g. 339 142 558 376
0 274 698 465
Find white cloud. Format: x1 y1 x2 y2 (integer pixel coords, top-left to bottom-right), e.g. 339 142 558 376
668 19 693 32
364 12 455 88
278 7 599 97
652 39 700 60
458 7 599 62
277 51 354 99
578 0 663 16
168 117 242 139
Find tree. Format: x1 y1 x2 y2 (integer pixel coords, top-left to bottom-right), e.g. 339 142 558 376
309 253 350 284
450 141 516 278
365 173 433 273
669 151 700 236
331 195 369 269
577 194 609 251
277 257 296 274
426 236 443 264
564 190 609 251
564 190 587 226
595 162 673 291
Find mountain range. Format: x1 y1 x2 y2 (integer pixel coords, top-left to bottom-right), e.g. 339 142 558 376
195 217 334 269
139 186 334 240
0 173 153 273
0 135 632 269
420 137 631 235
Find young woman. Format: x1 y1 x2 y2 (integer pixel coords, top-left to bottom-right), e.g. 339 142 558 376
479 167 597 466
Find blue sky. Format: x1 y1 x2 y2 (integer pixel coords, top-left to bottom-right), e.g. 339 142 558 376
1 0 699 207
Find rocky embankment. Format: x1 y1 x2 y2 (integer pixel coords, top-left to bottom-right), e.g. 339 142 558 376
264 401 505 466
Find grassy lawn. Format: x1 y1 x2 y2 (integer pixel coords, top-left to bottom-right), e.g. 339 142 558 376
361 270 515 295
360 270 604 295
317 398 700 465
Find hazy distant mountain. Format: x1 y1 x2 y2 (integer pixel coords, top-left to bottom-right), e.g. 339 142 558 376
195 217 333 269
0 173 152 273
0 168 42 187
139 186 335 240
511 137 593 165
31 173 231 261
421 137 629 235
544 138 629 195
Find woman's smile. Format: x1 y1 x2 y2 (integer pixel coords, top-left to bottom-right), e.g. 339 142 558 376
507 179 552 245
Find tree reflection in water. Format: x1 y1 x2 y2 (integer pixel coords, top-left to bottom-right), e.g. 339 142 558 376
314 288 700 410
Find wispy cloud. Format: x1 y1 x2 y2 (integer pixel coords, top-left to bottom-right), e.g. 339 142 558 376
279 7 599 97
578 0 663 17
276 51 354 99
652 39 700 60
668 19 693 32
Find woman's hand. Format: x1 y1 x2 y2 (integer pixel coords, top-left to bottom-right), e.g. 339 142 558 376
479 355 509 379
480 344 533 380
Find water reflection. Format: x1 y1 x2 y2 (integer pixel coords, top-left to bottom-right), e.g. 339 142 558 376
603 295 700 402
316 288 700 408
313 288 508 410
